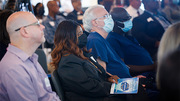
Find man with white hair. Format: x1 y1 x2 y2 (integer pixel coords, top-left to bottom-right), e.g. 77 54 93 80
83 5 134 78
0 11 60 101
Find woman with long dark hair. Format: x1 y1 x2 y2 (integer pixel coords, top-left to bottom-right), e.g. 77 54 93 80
51 20 127 101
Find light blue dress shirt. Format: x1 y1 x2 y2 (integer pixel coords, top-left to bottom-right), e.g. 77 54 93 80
0 44 60 101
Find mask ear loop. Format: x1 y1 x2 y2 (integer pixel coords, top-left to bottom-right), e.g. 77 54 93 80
116 21 125 29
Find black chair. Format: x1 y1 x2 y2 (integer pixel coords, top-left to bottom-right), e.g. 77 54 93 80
51 70 65 101
35 49 48 74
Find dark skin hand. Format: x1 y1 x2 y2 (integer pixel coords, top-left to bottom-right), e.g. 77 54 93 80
108 75 119 84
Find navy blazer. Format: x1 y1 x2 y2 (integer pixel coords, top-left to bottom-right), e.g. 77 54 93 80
131 11 166 60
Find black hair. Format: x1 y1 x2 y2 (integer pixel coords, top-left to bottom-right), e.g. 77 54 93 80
34 3 42 16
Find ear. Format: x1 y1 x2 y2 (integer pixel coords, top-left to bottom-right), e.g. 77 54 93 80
19 27 30 38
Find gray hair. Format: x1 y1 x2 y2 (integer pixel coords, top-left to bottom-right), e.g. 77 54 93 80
83 5 104 32
157 22 180 89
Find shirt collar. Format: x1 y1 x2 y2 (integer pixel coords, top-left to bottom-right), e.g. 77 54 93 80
47 15 58 21
7 44 38 62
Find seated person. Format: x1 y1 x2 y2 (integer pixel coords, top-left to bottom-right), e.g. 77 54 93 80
51 20 148 101
131 0 171 61
42 0 65 49
107 7 155 76
0 11 60 101
83 5 145 78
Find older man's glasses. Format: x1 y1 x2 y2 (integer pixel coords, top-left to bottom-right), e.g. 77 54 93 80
95 14 112 20
15 21 40 31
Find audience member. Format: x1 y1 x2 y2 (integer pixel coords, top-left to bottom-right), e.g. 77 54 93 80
34 3 45 23
66 0 83 24
161 0 180 23
0 11 60 101
157 49 180 101
0 10 13 61
83 5 145 79
157 22 180 87
51 20 147 101
131 0 171 61
42 0 65 49
126 0 144 20
108 8 160 101
107 7 155 76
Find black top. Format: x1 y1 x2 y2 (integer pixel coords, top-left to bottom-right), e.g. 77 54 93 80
57 54 114 101
131 11 165 60
66 10 82 24
57 54 149 101
0 42 8 61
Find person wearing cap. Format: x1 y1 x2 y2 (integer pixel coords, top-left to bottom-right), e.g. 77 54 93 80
106 8 160 101
106 7 156 76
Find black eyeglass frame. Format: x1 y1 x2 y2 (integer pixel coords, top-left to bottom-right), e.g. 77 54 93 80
15 21 40 31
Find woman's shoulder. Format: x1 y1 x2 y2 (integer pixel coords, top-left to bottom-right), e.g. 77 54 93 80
60 54 84 64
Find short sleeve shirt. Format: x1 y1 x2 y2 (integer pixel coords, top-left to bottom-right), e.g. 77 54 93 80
87 32 131 78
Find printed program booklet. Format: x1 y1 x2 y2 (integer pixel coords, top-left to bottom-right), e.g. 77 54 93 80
110 77 139 94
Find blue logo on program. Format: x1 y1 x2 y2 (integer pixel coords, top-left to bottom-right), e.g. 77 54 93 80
121 82 129 91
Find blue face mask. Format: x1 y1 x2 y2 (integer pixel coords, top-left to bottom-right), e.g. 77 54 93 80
118 20 133 32
103 16 114 33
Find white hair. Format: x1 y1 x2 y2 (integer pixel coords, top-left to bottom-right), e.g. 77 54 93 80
83 5 104 32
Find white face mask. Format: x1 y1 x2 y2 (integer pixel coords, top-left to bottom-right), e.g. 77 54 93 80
96 14 114 33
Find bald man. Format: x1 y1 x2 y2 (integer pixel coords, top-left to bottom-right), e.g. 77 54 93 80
0 11 60 101
42 0 65 49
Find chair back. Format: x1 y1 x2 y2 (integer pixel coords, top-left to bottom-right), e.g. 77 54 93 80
51 70 65 101
35 49 48 74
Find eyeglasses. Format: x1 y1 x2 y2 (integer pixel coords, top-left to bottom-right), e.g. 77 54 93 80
95 14 112 20
15 21 40 31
